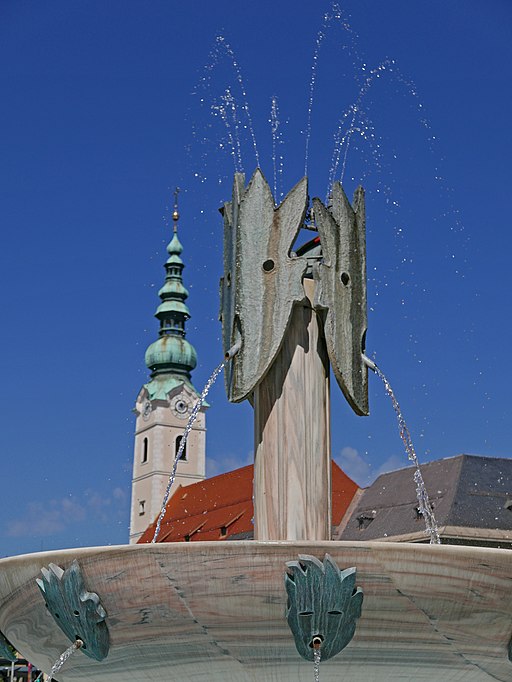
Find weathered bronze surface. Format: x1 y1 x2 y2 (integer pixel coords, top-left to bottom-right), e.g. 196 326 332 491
0 630 17 661
285 553 363 661
36 560 109 661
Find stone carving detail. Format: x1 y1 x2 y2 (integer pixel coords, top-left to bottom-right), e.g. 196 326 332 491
0 630 17 661
313 182 368 415
36 560 109 661
220 169 368 415
220 169 308 403
285 554 363 661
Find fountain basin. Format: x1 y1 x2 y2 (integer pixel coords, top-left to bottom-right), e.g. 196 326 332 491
0 541 510 681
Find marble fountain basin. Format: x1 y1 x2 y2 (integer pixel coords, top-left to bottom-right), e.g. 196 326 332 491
0 541 511 682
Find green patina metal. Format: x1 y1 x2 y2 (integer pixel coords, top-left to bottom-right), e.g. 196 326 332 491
0 630 17 662
145 336 197 375
285 554 363 662
36 560 109 662
143 194 200 398
143 375 199 402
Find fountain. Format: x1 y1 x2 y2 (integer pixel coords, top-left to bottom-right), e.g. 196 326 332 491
0 169 511 682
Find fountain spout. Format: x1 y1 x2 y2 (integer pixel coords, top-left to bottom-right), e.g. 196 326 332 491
362 354 377 372
311 636 323 650
225 340 242 360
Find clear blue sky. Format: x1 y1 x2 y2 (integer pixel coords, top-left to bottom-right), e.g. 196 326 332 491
1 0 510 557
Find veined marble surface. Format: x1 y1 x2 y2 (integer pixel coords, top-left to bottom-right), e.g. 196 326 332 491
0 541 510 681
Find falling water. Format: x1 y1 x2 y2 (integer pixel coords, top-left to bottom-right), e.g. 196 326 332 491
328 59 394 192
212 88 243 172
304 3 360 177
213 36 260 168
370 361 441 544
304 24 325 178
41 640 82 682
313 648 321 682
152 360 226 543
270 96 284 202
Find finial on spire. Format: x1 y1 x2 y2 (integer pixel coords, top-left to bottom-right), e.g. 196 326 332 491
172 187 180 232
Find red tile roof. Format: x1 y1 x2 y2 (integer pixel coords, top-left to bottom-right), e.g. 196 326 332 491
138 461 359 543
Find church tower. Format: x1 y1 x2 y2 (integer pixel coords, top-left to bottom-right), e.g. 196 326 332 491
129 192 206 543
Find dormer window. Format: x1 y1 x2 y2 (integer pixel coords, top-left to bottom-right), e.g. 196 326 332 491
357 511 376 530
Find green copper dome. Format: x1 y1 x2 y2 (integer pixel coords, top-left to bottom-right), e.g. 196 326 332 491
143 199 199 390
167 232 183 257
145 335 197 376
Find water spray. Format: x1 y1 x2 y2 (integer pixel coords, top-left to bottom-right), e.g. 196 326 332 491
362 352 441 544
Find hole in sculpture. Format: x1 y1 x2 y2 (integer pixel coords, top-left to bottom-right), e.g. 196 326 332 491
76 636 86 649
262 259 275 272
340 272 350 285
310 635 323 649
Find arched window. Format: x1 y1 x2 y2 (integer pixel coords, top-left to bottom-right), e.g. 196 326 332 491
176 435 187 461
142 437 148 463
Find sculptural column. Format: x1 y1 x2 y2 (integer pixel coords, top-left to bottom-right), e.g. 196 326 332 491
220 169 367 542
253 279 331 541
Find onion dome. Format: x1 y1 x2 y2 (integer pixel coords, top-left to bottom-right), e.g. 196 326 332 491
144 190 199 394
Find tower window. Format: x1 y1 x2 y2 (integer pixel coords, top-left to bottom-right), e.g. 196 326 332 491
176 435 187 461
139 500 146 516
142 437 148 463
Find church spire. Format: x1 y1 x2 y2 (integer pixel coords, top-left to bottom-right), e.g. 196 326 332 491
144 190 198 398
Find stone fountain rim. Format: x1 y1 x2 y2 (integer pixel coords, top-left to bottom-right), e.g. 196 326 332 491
1 539 511 682
1 538 509 568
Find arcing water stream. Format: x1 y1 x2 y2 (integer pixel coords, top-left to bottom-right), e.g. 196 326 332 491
33 640 82 682
364 355 441 544
152 359 227 543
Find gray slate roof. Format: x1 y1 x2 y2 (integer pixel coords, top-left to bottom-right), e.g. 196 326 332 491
337 454 512 542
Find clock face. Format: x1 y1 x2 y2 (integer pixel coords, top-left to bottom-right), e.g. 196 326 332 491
171 397 190 419
142 400 152 421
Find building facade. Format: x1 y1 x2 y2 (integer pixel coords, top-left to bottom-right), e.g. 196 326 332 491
129 197 206 543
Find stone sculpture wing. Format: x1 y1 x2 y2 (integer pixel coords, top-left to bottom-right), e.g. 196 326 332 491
313 182 368 416
221 169 308 402
220 173 245 398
